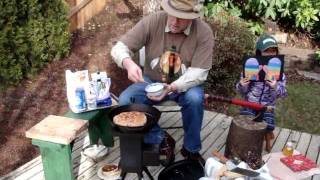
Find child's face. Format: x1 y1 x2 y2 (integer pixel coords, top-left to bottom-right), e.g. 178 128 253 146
261 47 277 56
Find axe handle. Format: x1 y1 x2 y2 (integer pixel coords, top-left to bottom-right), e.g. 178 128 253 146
223 171 244 178
208 95 266 111
212 150 229 163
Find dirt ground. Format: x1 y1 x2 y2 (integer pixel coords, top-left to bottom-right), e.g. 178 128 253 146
0 0 142 176
0 0 318 176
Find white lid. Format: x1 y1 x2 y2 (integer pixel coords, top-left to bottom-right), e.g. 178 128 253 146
287 142 293 147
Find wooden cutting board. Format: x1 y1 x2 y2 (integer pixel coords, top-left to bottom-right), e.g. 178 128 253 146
26 115 88 144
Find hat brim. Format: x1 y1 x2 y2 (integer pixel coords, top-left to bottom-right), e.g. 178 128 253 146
161 0 200 19
261 43 278 51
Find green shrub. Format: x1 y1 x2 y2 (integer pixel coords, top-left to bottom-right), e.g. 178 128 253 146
204 12 255 96
0 0 70 85
315 50 320 66
204 0 320 39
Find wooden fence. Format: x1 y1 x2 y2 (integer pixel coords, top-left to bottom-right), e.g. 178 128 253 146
66 0 108 31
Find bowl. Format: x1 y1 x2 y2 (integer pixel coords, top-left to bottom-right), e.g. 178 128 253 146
97 164 121 179
145 83 164 97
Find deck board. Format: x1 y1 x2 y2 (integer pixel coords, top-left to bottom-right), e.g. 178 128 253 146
307 135 320 180
1 109 319 180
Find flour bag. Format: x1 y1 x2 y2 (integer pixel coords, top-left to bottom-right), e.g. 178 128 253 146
65 70 90 113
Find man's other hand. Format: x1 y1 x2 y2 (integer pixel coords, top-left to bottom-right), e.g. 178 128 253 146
147 84 173 101
122 58 144 83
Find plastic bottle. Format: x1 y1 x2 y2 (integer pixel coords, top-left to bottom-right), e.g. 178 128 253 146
87 82 97 110
75 87 86 111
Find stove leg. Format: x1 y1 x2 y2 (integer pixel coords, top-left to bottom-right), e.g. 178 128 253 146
143 167 154 180
137 172 143 180
121 171 127 180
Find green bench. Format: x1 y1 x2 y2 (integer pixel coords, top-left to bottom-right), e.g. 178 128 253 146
26 98 117 180
64 107 114 147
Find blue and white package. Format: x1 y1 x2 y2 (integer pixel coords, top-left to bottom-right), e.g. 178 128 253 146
91 72 112 106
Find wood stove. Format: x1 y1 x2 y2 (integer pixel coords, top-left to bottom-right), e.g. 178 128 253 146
109 104 162 180
112 128 160 180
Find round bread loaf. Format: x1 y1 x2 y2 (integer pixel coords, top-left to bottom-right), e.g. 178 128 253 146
102 164 117 172
113 111 147 127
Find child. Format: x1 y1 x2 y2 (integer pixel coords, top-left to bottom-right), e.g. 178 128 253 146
236 34 288 152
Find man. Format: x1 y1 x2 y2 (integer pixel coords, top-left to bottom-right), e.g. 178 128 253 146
111 0 214 165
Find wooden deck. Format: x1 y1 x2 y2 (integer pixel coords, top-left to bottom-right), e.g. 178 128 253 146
1 106 320 180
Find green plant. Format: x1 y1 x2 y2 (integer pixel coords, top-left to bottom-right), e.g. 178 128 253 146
292 0 319 31
315 50 320 66
204 0 320 41
0 0 70 85
246 20 265 36
204 12 255 96
202 1 241 18
243 0 291 20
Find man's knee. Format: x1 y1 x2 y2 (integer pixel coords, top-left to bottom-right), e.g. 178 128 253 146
118 83 147 105
184 87 204 105
118 91 131 105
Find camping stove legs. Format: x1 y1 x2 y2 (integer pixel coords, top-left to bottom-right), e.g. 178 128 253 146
115 132 156 180
120 167 153 180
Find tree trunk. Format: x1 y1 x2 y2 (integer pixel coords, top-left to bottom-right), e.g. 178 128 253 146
225 115 267 170
143 0 161 15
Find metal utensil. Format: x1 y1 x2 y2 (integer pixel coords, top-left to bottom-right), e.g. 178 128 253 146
212 150 260 177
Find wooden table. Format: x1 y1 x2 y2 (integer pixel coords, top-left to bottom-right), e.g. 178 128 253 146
263 151 320 180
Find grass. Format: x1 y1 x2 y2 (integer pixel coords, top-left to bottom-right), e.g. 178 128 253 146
225 81 320 135
275 81 320 134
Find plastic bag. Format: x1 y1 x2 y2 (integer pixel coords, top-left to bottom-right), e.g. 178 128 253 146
91 72 112 106
65 70 90 113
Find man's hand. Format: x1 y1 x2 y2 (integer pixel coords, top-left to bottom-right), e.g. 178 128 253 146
266 79 277 89
240 77 250 87
122 58 144 83
147 84 176 101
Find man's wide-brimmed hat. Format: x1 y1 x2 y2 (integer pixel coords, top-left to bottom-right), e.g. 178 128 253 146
161 0 201 19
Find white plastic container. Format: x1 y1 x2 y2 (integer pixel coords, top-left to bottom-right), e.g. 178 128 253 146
145 83 164 97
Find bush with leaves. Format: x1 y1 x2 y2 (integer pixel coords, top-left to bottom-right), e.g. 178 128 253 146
202 1 265 36
204 12 255 96
315 50 320 66
0 0 70 85
203 0 320 38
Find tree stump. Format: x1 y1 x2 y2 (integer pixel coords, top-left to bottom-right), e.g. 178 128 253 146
225 115 267 169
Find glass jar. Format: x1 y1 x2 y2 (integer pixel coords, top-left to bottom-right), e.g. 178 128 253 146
282 141 294 156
